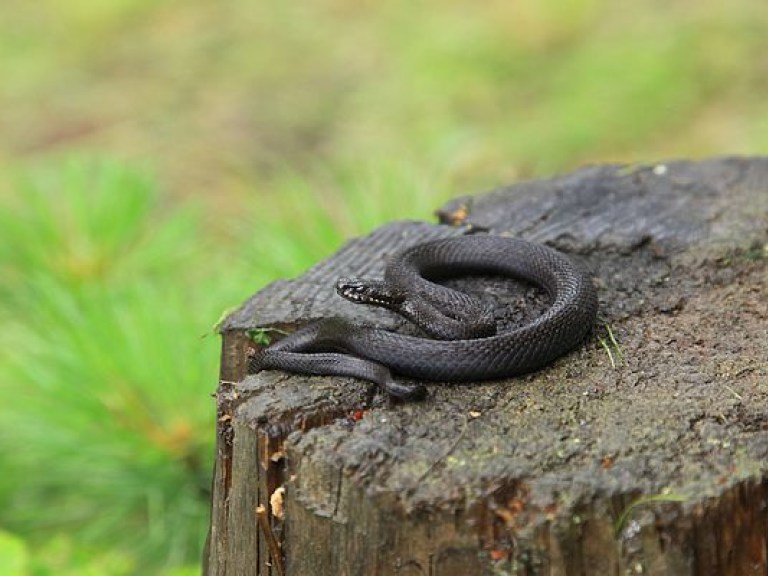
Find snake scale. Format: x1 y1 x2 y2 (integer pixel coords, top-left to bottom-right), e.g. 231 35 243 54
255 235 598 400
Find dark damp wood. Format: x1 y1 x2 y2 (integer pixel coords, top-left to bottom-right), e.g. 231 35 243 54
204 156 768 576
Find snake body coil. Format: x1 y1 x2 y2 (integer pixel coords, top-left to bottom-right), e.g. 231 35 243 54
257 235 598 399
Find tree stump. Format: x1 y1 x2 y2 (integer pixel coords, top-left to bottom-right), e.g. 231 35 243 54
205 157 768 576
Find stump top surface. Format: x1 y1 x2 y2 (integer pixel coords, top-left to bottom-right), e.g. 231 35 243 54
226 156 768 519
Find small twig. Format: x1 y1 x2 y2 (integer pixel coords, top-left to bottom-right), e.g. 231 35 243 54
256 505 285 576
417 413 470 482
734 363 767 377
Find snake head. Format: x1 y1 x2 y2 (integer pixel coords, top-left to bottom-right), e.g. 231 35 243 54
336 277 404 309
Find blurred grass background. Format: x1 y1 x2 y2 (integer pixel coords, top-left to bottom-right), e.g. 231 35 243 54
0 1 766 573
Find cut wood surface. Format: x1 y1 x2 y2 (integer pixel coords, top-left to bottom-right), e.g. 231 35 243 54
205 157 768 576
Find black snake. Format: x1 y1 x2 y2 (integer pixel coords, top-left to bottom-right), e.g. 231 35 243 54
255 235 598 399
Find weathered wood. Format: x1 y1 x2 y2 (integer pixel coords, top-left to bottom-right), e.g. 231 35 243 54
205 157 768 575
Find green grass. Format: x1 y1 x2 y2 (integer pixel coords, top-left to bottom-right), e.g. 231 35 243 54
614 492 688 537
598 323 624 369
0 1 766 573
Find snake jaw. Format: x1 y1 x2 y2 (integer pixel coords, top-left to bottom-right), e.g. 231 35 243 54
336 277 404 308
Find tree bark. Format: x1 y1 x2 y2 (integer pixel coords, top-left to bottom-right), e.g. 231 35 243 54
205 157 768 575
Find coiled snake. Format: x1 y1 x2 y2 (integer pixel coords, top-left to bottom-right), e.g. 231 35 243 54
255 235 598 400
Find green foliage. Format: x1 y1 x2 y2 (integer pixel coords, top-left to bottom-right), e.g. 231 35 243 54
0 158 219 571
28 535 135 576
0 157 196 294
0 531 29 576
